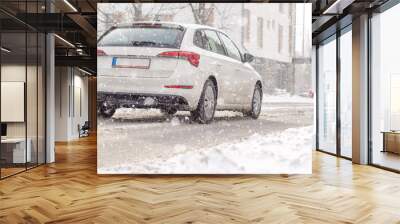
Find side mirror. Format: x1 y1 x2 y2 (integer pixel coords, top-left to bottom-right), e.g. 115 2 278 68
243 53 254 63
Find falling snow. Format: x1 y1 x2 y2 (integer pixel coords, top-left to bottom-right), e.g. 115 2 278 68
97 3 313 174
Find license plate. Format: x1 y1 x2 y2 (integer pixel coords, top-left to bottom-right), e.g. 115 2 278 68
112 57 150 69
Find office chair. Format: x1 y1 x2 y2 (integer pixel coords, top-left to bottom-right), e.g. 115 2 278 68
79 121 90 138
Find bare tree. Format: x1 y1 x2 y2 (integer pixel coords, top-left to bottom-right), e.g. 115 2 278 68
98 3 236 36
97 3 165 36
188 3 215 25
128 3 186 21
130 3 143 20
214 4 235 31
128 3 157 21
97 4 121 37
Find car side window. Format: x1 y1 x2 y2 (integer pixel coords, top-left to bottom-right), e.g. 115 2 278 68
218 33 242 61
203 30 226 55
193 30 211 51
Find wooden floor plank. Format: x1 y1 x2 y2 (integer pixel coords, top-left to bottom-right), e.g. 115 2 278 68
0 135 400 223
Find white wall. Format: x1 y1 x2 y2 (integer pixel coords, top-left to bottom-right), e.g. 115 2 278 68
1 63 47 163
71 73 89 138
55 66 68 141
243 3 293 63
55 67 89 141
1 65 25 128
1 65 33 138
1 65 26 146
1 82 25 122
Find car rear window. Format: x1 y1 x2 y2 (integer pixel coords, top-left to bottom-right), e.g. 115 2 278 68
98 26 185 48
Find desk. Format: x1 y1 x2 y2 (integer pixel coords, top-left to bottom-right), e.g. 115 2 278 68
382 131 400 154
1 138 31 163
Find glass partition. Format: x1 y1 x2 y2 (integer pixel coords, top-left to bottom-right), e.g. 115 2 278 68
1 30 28 177
339 28 352 158
371 3 400 171
0 1 46 179
317 36 337 154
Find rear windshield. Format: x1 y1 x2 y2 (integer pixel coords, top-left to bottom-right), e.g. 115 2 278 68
98 27 185 48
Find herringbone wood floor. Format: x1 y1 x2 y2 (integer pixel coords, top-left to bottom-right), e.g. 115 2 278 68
1 135 400 224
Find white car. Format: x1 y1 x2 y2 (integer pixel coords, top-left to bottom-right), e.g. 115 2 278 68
97 22 263 123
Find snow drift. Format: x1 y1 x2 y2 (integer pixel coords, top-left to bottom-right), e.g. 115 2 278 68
98 125 313 174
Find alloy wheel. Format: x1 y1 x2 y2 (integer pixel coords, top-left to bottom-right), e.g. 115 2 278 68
203 84 216 120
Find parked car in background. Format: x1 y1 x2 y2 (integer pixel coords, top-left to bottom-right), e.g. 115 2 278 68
97 22 263 123
299 89 314 98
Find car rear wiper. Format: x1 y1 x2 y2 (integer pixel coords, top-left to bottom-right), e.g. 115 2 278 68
131 41 157 46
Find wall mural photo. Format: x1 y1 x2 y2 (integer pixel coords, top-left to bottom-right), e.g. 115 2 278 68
97 3 313 174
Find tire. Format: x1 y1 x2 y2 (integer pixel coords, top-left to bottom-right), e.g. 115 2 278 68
244 84 262 119
160 108 177 116
191 79 217 124
100 105 116 118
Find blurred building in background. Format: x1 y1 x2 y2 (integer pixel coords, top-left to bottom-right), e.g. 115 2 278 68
242 4 295 94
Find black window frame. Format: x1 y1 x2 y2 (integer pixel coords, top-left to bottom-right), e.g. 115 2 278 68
216 31 243 62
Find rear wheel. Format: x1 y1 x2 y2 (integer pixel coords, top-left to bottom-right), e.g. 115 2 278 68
244 84 262 119
98 101 116 118
100 106 116 118
191 79 217 124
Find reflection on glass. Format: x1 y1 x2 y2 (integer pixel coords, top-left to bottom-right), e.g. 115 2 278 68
340 29 352 158
1 31 27 177
318 37 337 154
0 1 47 179
371 4 400 171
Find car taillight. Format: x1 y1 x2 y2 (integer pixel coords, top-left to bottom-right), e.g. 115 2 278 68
164 85 193 89
97 49 107 56
158 51 200 67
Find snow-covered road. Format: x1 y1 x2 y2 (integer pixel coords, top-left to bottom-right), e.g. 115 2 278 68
98 97 314 174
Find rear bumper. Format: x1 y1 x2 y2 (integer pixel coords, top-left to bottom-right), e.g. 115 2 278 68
97 92 191 110
97 75 203 110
